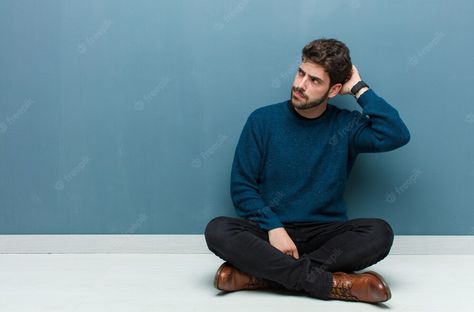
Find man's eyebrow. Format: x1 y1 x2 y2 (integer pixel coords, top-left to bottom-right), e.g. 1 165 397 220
298 67 324 83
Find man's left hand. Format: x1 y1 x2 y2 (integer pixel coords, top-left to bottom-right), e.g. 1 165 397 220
339 65 363 95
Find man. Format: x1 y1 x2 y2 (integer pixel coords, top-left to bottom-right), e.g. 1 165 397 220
204 38 410 303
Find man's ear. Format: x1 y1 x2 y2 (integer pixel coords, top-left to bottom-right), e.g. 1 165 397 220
328 83 343 98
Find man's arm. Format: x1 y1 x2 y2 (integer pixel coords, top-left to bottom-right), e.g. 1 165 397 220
230 112 283 231
230 113 300 258
340 65 411 154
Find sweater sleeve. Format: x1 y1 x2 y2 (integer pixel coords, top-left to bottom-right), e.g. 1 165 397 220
230 112 283 231
348 89 411 155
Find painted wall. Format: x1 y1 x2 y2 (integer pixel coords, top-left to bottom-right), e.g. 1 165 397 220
1 0 472 234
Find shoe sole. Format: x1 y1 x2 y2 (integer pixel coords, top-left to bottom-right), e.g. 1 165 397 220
365 271 392 302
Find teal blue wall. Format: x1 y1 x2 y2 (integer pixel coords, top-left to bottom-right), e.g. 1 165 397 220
1 0 473 234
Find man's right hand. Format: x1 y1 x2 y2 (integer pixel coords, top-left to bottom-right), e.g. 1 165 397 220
268 227 299 259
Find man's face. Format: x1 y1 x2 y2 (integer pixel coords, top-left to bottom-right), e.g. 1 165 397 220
290 61 334 110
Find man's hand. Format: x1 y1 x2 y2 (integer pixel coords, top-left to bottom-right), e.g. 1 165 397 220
339 65 366 97
268 227 299 259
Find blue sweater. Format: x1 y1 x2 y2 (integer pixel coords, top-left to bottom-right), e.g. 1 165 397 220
230 89 410 231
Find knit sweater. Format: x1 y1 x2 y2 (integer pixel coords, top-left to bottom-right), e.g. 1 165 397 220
230 89 410 231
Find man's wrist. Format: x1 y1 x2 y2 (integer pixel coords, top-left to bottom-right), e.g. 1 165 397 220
350 80 369 98
268 227 285 233
354 86 369 99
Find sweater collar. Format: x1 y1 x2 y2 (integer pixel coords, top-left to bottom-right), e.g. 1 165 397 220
286 100 330 121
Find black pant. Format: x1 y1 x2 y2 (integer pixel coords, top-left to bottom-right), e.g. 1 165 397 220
204 216 394 299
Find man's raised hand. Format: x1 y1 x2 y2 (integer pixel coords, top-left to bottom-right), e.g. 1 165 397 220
339 64 363 95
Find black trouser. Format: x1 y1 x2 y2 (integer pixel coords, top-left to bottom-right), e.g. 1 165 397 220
204 216 394 299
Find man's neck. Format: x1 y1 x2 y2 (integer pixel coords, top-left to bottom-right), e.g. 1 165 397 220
293 102 328 119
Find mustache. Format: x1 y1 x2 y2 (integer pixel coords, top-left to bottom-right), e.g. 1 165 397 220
292 87 307 99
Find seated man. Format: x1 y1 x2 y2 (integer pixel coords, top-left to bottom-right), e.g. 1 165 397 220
205 38 410 303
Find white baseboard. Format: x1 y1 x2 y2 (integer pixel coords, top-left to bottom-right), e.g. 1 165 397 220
1 235 473 255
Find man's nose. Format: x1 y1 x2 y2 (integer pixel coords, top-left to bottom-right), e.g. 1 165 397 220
296 76 308 89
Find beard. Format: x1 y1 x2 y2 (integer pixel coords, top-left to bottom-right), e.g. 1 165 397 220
290 86 330 110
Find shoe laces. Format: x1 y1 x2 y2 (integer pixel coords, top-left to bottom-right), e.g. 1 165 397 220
246 275 266 289
332 278 359 301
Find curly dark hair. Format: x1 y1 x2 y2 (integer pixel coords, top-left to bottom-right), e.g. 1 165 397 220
301 38 352 86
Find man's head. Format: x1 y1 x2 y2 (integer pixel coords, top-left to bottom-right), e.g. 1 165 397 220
291 38 352 110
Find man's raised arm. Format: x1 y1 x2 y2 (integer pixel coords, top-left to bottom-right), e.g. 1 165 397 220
340 65 411 154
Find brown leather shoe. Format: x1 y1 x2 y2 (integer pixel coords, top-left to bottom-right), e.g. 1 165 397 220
329 271 391 303
214 262 269 292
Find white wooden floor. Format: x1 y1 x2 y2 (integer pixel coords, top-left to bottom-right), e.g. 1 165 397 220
0 254 472 312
